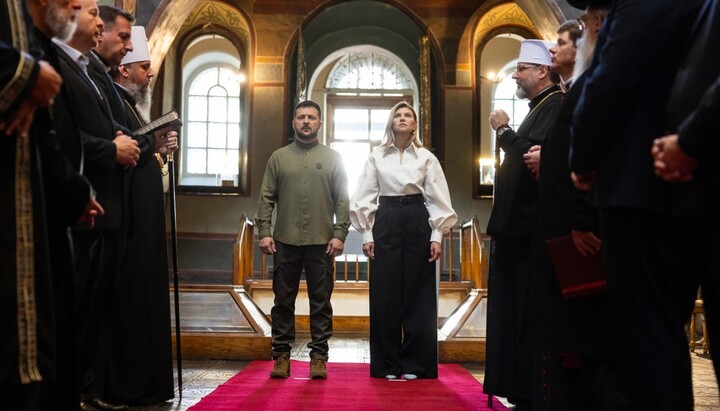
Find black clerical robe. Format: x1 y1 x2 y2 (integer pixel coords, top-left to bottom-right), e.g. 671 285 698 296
483 85 563 404
1 4 90 411
92 86 174 405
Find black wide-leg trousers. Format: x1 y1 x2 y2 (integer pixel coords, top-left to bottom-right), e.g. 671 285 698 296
271 242 334 360
369 197 438 378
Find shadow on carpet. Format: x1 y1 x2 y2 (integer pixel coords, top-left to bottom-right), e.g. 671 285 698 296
189 360 507 410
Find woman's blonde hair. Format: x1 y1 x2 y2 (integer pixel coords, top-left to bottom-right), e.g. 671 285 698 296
380 101 423 151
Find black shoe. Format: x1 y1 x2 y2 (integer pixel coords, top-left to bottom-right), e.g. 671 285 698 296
82 397 129 411
509 400 532 411
79 401 98 411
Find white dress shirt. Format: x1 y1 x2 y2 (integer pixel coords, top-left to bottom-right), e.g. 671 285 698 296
350 142 458 244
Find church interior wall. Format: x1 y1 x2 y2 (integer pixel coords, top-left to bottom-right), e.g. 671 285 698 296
103 0 573 275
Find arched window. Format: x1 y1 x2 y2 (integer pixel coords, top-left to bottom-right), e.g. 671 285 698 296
178 34 247 193
491 61 529 131
326 51 414 90
185 66 241 180
490 60 530 171
478 60 530 195
476 33 526 198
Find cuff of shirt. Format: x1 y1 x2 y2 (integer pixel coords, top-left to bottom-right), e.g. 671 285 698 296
258 228 272 239
430 230 444 243
333 229 348 242
362 231 374 244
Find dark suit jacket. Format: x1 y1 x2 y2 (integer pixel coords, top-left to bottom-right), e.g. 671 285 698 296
487 85 563 239
54 44 124 230
570 0 705 213
666 0 720 222
33 37 92 229
526 73 609 358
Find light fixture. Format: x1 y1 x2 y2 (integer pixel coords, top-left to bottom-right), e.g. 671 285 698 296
479 157 495 186
480 71 505 84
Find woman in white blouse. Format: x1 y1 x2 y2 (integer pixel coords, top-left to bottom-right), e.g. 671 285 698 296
350 101 457 380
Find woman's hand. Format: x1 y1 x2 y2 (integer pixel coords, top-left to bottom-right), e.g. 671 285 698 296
429 241 442 262
363 242 375 260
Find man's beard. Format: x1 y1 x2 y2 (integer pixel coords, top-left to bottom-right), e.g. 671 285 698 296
294 127 318 142
127 82 152 123
515 86 529 100
573 35 597 80
45 1 76 40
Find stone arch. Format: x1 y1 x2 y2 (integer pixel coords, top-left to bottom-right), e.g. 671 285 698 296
138 0 255 78
455 1 546 87
461 0 566 198
282 0 446 155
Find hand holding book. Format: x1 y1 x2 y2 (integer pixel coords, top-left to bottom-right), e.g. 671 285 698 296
570 230 602 257
134 109 182 135
545 233 606 300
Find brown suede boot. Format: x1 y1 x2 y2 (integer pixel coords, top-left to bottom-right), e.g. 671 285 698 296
270 354 290 378
310 358 327 379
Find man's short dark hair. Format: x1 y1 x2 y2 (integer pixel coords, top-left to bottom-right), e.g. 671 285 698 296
294 100 321 118
557 20 583 47
98 5 135 30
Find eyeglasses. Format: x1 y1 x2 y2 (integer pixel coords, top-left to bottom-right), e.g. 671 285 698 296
576 16 589 32
515 64 540 72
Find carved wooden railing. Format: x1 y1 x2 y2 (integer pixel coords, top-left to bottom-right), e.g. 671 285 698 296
234 215 486 288
232 213 255 285
332 254 370 282
251 234 459 284
460 216 487 289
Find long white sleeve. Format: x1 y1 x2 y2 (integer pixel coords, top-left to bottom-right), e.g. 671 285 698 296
349 154 380 243
423 154 458 242
349 144 457 244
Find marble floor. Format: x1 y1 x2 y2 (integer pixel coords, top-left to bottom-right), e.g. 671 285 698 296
127 336 719 411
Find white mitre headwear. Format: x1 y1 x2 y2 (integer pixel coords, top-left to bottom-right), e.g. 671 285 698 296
121 26 151 65
518 39 552 66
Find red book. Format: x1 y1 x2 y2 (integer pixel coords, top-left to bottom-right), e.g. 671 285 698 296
545 234 607 300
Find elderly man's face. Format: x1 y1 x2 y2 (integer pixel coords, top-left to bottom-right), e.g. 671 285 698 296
126 61 154 88
582 12 604 43
96 15 133 66
122 61 154 119
512 63 541 99
45 0 81 40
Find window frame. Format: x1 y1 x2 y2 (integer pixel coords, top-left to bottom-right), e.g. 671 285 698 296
181 63 243 191
326 96 411 143
325 51 414 91
326 95 413 197
491 61 529 132
174 29 249 196
473 29 536 199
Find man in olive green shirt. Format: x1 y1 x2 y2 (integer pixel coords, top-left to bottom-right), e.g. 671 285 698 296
255 100 350 380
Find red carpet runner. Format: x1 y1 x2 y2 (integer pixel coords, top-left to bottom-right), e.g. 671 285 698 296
189 360 507 410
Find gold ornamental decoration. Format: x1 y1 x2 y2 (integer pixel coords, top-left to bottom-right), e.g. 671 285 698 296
419 35 431 149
